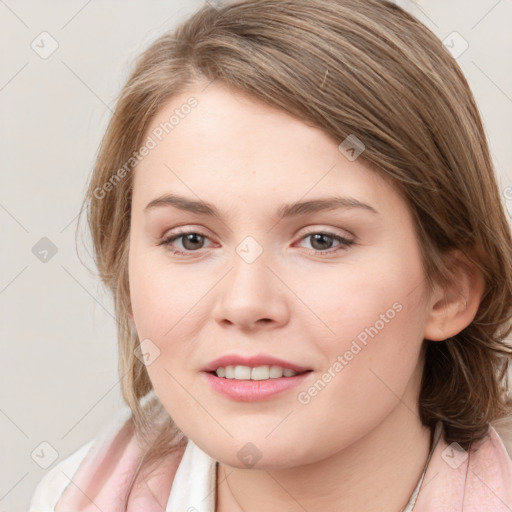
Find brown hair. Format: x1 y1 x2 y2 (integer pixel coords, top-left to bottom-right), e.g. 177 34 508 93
77 0 512 478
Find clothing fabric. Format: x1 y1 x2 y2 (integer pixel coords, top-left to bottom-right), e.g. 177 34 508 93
29 405 512 511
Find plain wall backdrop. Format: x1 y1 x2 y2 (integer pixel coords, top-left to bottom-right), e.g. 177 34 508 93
1 1 511 510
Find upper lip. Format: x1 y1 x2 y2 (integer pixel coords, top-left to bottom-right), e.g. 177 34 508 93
202 354 312 373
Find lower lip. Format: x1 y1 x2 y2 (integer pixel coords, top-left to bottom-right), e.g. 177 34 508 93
202 371 312 401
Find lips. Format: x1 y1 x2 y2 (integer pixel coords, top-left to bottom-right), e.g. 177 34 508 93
201 354 314 401
202 370 311 401
202 354 312 374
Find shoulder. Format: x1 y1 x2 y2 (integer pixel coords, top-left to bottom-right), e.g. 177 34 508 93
467 423 512 483
455 424 512 508
465 424 512 500
29 392 189 511
491 415 512 459
415 421 512 511
29 406 132 512
29 439 95 511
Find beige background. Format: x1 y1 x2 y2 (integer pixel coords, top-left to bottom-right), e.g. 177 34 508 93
1 1 511 510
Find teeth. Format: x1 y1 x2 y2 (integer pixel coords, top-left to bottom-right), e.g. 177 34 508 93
234 365 251 380
252 365 270 380
215 365 299 380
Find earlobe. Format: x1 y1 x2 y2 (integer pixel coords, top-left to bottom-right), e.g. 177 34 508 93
423 250 485 342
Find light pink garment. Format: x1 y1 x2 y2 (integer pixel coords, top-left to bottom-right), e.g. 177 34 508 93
54 415 512 511
55 417 187 511
414 426 512 511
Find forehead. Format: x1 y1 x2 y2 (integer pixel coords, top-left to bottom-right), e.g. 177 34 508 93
131 84 400 216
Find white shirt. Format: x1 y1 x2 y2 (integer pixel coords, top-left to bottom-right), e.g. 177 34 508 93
166 439 217 511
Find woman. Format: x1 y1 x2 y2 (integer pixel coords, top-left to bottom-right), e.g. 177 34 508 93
30 0 512 510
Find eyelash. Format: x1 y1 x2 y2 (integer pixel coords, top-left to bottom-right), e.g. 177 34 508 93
158 228 354 257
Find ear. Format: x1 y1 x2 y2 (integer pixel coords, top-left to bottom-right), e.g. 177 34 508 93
423 249 485 341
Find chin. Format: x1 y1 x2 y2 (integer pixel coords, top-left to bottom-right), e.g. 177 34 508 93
194 436 313 470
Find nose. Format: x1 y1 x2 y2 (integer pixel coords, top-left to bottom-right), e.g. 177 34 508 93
211 249 290 332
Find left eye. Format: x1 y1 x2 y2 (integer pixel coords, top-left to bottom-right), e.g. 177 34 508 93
159 230 354 256
298 232 354 253
159 231 211 253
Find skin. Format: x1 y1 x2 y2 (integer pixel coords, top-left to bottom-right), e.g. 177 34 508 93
128 82 484 511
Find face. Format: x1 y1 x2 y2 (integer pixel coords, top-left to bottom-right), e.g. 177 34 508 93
128 82 433 469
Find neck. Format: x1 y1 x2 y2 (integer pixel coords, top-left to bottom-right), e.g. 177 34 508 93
216 393 431 512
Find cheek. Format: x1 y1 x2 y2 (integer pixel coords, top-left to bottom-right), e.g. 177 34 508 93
299 244 428 407
304 247 426 353
288 289 427 465
128 256 208 435
128 246 208 340
128 247 216 407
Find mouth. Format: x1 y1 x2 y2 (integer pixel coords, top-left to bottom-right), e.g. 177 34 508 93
208 364 311 380
202 354 312 374
201 357 314 401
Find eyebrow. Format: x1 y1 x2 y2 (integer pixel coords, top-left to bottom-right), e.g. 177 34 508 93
144 193 378 219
